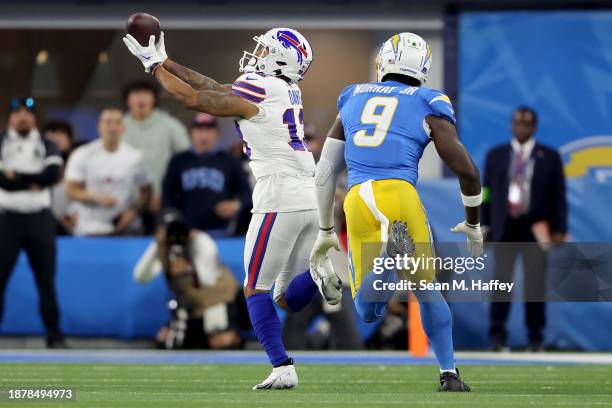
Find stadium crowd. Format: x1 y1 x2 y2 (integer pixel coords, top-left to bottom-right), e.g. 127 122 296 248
3 82 254 239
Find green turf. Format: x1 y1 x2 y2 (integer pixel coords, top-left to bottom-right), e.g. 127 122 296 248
0 364 610 407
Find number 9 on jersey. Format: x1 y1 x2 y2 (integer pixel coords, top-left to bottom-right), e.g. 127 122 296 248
353 96 399 147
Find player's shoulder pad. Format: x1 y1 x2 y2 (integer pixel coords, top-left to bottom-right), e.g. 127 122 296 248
337 84 357 112
231 72 270 104
418 87 456 125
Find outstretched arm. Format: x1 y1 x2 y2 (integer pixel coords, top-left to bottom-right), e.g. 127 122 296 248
316 116 346 230
123 33 257 118
153 32 230 92
427 115 481 224
153 65 259 118
163 58 230 92
427 115 483 256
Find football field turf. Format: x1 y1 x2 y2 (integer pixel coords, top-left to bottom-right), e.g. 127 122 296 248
1 360 610 407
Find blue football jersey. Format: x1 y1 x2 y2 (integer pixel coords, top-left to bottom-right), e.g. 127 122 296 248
338 81 456 188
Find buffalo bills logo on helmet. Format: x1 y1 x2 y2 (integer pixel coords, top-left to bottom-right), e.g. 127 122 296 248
277 30 308 64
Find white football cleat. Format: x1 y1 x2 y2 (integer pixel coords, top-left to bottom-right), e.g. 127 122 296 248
253 363 298 390
310 256 342 306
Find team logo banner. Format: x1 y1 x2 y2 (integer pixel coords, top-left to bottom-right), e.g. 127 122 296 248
458 11 612 177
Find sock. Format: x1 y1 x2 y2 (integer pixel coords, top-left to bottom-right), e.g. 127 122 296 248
355 249 398 322
413 287 455 371
246 293 289 367
284 270 318 312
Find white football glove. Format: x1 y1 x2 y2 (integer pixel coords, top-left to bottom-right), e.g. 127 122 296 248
123 34 163 73
156 31 168 62
309 229 343 305
309 229 340 269
450 221 484 258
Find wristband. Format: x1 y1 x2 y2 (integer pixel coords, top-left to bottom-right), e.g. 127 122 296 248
461 191 483 207
150 62 162 75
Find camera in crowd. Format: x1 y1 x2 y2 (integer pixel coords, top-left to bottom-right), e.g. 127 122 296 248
153 208 246 350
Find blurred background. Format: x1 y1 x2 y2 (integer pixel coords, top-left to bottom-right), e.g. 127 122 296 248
1 0 611 352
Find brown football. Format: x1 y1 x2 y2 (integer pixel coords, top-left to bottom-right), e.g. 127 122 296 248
126 13 161 46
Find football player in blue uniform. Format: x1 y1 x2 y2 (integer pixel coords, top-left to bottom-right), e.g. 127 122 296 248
310 33 482 392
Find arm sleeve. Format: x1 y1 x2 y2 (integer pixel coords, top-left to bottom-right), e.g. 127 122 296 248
549 152 568 234
0 172 30 191
16 165 60 187
315 137 346 230
161 155 182 209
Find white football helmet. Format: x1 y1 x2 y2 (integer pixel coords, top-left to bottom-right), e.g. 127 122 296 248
239 28 313 83
376 32 431 85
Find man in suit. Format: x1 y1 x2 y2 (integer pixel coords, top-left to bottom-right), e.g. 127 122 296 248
482 107 567 351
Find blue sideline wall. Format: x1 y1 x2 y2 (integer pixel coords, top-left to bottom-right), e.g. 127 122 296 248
1 179 610 350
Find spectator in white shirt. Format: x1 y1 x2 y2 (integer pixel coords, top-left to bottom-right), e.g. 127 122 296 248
65 108 152 236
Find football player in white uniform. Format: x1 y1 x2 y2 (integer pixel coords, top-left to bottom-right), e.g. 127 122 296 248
124 28 342 390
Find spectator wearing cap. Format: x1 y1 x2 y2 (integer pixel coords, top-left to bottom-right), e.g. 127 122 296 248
42 120 79 234
162 113 252 237
0 97 65 348
65 108 152 236
122 80 190 228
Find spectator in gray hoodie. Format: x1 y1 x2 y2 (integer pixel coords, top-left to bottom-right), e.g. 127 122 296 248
122 81 190 229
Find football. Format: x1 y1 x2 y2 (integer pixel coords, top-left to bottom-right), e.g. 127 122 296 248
126 12 161 46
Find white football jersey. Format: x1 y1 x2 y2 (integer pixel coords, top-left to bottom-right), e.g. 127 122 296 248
233 73 316 213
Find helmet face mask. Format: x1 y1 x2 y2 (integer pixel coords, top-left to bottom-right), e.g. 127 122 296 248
239 36 271 73
239 28 313 83
376 32 431 85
